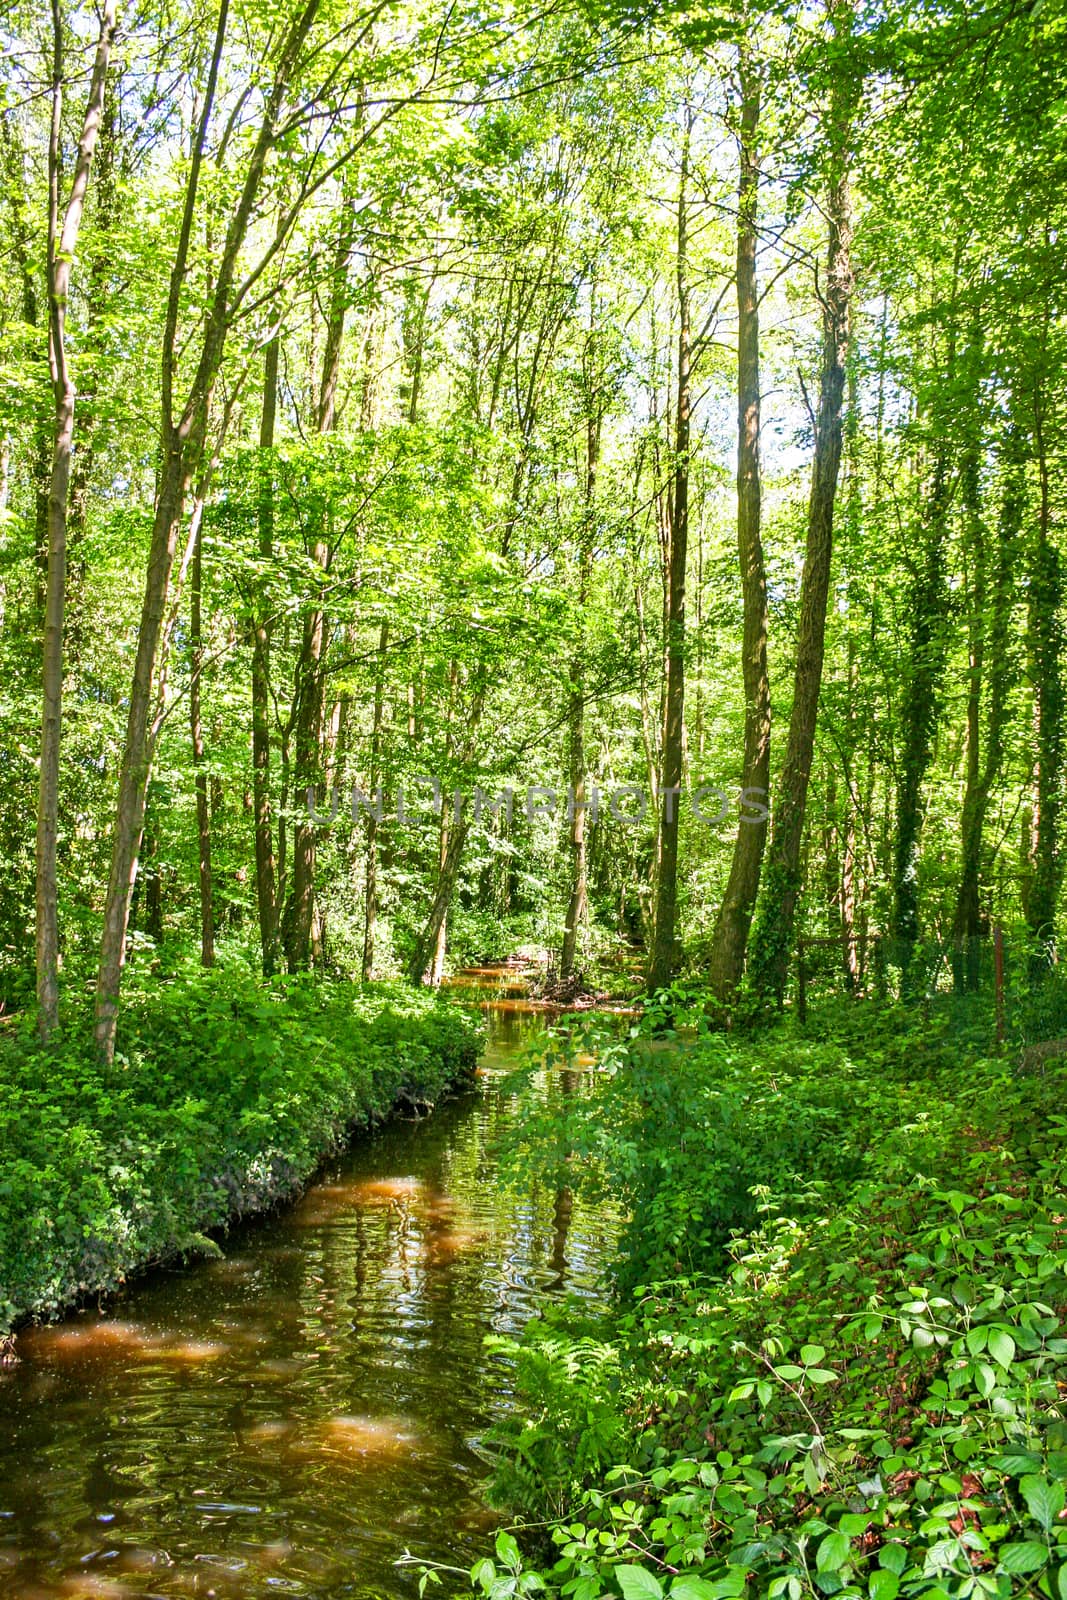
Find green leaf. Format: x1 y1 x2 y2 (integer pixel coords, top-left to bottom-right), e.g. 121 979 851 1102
869 1571 899 1600
495 1532 521 1568
997 1542 1048 1574
879 1546 907 1577
472 1559 497 1593
992 1452 1042 1476
975 1362 996 1397
616 1566 664 1600
1021 1475 1065 1531
671 1579 722 1600
988 1329 1016 1368
817 1532 850 1572
704 1575 746 1599
803 1451 824 1494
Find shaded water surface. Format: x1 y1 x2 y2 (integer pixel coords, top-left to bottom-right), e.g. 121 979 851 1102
0 998 612 1599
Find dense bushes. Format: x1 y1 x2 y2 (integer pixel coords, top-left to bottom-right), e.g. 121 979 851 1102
474 1004 1067 1600
0 966 480 1337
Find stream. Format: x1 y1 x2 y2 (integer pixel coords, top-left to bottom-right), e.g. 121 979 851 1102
0 983 614 1600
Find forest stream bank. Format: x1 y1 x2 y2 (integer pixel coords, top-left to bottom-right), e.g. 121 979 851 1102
0 997 616 1598
0 971 481 1343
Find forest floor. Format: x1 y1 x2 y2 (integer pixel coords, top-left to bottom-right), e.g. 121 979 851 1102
0 971 480 1344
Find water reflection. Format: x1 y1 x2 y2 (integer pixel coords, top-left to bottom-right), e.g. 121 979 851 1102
0 1003 613 1599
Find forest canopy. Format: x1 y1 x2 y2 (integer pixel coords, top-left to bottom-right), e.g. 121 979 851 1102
0 0 1065 1044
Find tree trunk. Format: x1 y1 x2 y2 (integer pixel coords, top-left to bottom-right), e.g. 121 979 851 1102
1026 360 1063 963
560 654 590 982
952 431 1014 988
892 453 951 975
648 107 692 994
708 58 770 1005
35 0 117 1042
839 360 861 988
747 29 854 1007
95 0 319 1063
409 807 468 985
140 807 164 945
189 500 214 967
66 78 119 667
362 620 389 981
403 273 434 425
281 580 326 970
0 117 52 619
317 191 356 433
281 198 353 969
407 269 566 975
252 337 280 975
561 323 601 981
409 662 487 984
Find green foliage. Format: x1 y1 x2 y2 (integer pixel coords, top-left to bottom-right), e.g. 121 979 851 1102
0 969 480 1336
478 1012 1067 1598
486 1316 630 1523
498 1008 893 1293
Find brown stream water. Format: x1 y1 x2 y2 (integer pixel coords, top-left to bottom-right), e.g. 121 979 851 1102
0 994 613 1600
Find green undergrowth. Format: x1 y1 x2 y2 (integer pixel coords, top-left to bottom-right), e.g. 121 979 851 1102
0 966 481 1337
461 998 1067 1600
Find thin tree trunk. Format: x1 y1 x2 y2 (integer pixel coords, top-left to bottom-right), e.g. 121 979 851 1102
35 0 117 1042
408 274 566 976
951 419 1013 987
281 197 353 969
648 106 692 993
403 272 435 425
823 773 842 942
560 620 590 982
892 452 951 974
0 117 52 617
253 336 280 974
95 0 319 1062
362 619 389 980
709 56 770 1005
66 78 118 665
561 322 601 982
189 500 214 967
1026 351 1063 962
840 363 861 988
281 576 326 970
140 808 164 944
317 191 356 433
748 24 855 1006
410 810 468 985
408 668 487 984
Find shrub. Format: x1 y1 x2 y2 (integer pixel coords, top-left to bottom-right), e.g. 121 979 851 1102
472 1011 1067 1600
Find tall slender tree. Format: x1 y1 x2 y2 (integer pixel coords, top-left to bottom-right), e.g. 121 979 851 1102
35 0 117 1041
95 0 322 1061
708 49 770 1004
648 104 693 993
748 1 856 1005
